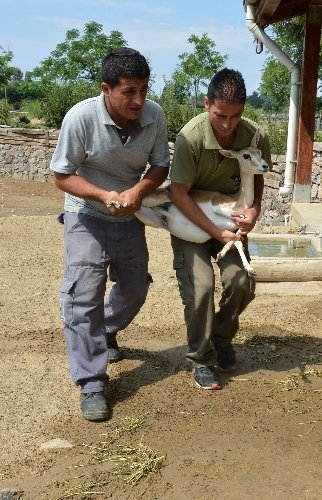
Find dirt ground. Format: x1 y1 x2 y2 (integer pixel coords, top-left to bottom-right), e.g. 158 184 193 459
0 175 321 500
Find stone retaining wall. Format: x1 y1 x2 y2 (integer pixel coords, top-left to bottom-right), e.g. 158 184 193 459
0 127 58 182
0 127 321 226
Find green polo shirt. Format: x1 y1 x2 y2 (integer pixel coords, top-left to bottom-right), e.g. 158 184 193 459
170 112 272 194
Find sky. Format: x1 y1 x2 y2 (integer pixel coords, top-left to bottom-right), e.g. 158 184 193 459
0 0 270 95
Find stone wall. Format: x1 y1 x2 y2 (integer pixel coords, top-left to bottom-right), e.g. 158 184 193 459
0 127 321 226
260 152 322 227
0 127 58 182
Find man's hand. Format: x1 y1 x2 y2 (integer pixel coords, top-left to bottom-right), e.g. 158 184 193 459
230 207 259 235
104 191 124 215
118 186 143 214
215 229 244 246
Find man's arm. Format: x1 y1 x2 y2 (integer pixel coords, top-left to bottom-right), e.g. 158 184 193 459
170 182 243 245
53 172 124 215
119 165 169 214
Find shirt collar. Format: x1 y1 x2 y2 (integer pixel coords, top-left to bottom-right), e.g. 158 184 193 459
98 92 154 129
204 113 222 150
204 113 245 151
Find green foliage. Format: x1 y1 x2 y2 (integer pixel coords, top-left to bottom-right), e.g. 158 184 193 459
260 58 291 112
268 17 305 61
0 46 22 86
168 69 192 104
1 81 46 107
314 130 322 142
40 81 100 128
260 116 288 155
176 33 227 110
243 103 264 123
260 17 322 110
154 80 196 142
0 98 12 124
31 21 128 84
246 91 263 109
21 99 43 119
17 114 31 126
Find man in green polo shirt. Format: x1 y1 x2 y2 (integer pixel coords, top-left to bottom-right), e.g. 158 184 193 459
170 68 272 390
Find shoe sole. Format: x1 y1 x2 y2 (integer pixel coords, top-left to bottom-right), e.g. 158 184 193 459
82 410 110 422
194 380 222 390
108 355 122 363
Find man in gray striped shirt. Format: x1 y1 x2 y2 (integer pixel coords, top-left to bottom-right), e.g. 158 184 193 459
50 48 170 422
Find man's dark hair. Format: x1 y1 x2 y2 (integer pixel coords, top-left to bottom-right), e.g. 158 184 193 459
101 47 150 88
207 68 246 105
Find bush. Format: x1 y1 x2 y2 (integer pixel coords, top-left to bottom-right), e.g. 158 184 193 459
40 82 100 128
243 103 264 123
152 85 195 142
21 99 44 119
1 81 46 107
18 114 30 126
260 117 288 155
0 99 12 124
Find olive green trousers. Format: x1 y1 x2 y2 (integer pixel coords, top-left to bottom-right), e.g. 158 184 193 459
171 235 256 364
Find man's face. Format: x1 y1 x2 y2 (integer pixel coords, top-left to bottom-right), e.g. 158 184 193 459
205 98 244 143
101 77 149 128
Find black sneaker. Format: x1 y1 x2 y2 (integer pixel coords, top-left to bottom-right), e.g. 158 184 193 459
193 366 222 390
80 391 109 421
215 344 237 372
107 340 122 363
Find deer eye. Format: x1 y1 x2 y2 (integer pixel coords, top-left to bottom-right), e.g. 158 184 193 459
243 153 251 160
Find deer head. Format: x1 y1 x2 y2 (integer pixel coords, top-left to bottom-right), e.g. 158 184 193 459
219 129 268 175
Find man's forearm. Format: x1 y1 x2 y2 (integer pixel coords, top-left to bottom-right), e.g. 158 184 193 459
135 165 169 198
53 172 121 205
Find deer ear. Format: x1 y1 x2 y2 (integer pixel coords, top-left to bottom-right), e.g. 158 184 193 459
219 149 233 158
250 128 260 148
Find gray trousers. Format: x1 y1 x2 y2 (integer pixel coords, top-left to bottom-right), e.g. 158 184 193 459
60 212 150 393
171 235 256 364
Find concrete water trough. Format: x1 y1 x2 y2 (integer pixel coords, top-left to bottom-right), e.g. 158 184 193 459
248 233 322 282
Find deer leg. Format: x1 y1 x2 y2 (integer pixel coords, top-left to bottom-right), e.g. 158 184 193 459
216 239 256 277
216 240 234 262
234 240 256 277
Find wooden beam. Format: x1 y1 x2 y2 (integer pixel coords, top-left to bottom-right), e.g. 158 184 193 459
296 12 322 194
256 0 308 25
257 0 281 17
251 258 322 281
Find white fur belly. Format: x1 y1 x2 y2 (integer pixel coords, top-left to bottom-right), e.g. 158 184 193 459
136 201 237 243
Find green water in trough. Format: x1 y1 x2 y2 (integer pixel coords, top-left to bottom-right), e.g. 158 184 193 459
248 239 320 258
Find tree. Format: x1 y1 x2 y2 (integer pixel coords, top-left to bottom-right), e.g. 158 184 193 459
31 21 128 84
0 46 22 89
261 59 291 112
168 68 192 104
155 78 195 141
246 91 263 109
260 17 322 111
4 81 46 108
176 33 227 110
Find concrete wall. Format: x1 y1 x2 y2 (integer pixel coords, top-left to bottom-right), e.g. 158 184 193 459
0 127 321 226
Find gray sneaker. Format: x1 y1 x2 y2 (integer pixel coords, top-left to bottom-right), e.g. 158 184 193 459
194 366 222 390
80 391 109 421
107 340 122 363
